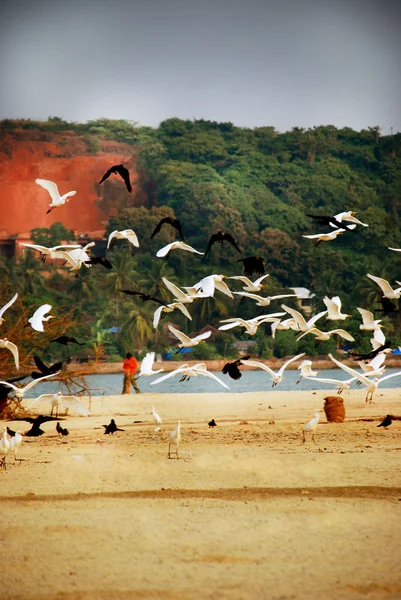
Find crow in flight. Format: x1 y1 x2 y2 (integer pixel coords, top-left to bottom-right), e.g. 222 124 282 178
377 296 399 315
85 257 113 269
237 256 265 277
31 356 62 380
51 336 85 346
203 231 241 259
99 164 132 192
307 214 355 231
103 419 125 435
150 217 185 241
347 343 391 362
222 356 251 380
119 290 166 306
9 415 62 437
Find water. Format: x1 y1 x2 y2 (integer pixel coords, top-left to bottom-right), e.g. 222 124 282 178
23 368 401 397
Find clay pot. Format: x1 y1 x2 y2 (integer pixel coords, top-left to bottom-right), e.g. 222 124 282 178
323 396 345 422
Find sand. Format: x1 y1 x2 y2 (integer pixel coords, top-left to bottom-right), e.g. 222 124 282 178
1 388 401 600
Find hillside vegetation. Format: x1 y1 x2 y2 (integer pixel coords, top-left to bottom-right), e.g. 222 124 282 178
1 117 401 369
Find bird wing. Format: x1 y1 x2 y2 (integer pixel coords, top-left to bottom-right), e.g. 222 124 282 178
203 234 218 259
357 307 375 327
371 328 386 349
107 231 118 249
327 354 370 386
115 166 132 192
168 325 191 344
253 274 270 287
2 340 19 369
140 352 155 375
161 277 187 301
153 305 165 329
307 310 328 327
323 296 339 318
150 218 167 239
22 372 60 393
303 233 324 240
218 321 243 331
328 329 355 341
193 331 212 343
99 167 114 184
0 293 18 319
21 243 49 254
59 395 89 416
174 302 192 320
223 233 241 253
195 276 215 297
35 179 60 202
367 274 395 295
228 276 253 287
196 369 230 389
278 353 306 376
388 247 401 252
281 304 307 329
150 366 188 385
26 394 56 410
123 230 139 247
240 359 276 377
270 294 297 301
233 292 263 301
33 355 48 374
0 379 18 392
377 371 401 384
156 243 175 257
180 243 204 255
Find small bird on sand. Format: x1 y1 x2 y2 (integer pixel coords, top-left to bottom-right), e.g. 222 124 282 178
151 405 162 431
56 422 69 437
302 410 321 444
377 415 392 429
168 421 181 459
103 419 124 435
222 356 251 380
99 164 132 192
208 419 217 428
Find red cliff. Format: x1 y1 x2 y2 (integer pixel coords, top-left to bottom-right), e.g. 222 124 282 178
0 129 142 237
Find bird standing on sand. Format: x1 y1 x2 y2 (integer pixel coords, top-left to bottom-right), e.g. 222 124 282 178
27 391 88 417
8 430 23 461
8 415 61 437
377 415 392 429
208 419 217 428
56 422 69 437
0 427 10 469
168 421 181 459
302 410 321 444
35 178 77 214
103 419 125 435
151 406 162 431
99 164 132 192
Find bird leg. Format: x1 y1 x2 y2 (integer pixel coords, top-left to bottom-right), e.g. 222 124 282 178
312 433 317 445
168 443 171 459
302 431 306 444
313 240 322 248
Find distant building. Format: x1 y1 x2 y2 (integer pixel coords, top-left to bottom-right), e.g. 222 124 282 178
289 287 316 317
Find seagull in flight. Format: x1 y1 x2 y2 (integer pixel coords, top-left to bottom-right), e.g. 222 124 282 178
153 302 192 329
150 217 185 241
0 372 59 400
156 241 204 258
27 391 88 417
303 228 346 246
28 304 54 332
139 352 164 377
241 353 305 387
0 293 18 326
107 229 139 249
228 274 270 292
367 274 401 299
323 296 350 320
281 304 327 333
296 359 319 384
357 307 383 331
151 363 229 389
296 327 355 343
190 274 233 299
333 211 368 227
36 178 77 213
99 164 132 192
0 338 19 369
233 292 297 307
219 313 285 336
22 243 81 263
168 325 211 349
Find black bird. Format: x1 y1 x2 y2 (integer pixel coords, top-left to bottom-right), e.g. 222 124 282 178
99 164 132 192
150 217 185 241
237 256 265 277
85 257 113 269
307 214 355 231
348 343 391 362
377 297 399 315
222 356 251 380
103 419 125 435
119 290 166 305
203 231 241 259
56 421 69 437
208 419 217 428
9 415 61 437
377 415 392 429
51 336 85 346
31 356 63 380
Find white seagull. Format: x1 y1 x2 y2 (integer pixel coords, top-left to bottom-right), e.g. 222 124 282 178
22 243 81 263
27 391 88 417
303 228 346 246
218 313 285 336
241 353 305 387
296 359 320 384
302 410 321 444
151 405 162 431
358 353 387 378
162 277 200 304
0 293 18 326
156 241 203 258
296 327 355 343
8 430 23 462
191 274 233 299
28 304 54 332
153 302 192 329
281 304 327 333
168 325 211 349
271 318 299 339
388 247 401 253
357 307 383 331
328 353 401 403
323 296 350 320
228 274 270 292
0 338 19 370
233 292 297 307
168 421 181 459
333 211 369 227
0 427 10 469
139 352 164 376
35 178 76 213
370 328 388 351
151 363 229 389
107 229 139 249
367 274 401 299
0 372 59 400
303 374 356 394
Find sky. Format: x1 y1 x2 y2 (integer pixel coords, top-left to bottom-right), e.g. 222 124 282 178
0 0 400 133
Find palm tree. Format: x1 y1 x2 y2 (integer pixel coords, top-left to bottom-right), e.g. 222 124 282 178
103 249 138 315
12 251 47 295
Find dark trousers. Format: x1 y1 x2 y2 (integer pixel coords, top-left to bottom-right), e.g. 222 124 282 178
122 372 140 394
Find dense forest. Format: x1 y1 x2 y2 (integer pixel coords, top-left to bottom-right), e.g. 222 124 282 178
1 117 401 370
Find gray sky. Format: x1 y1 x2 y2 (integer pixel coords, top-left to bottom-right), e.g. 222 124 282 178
0 0 400 132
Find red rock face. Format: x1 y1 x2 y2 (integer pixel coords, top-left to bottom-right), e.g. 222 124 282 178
0 130 139 237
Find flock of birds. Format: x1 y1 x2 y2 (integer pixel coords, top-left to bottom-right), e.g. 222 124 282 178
0 164 400 463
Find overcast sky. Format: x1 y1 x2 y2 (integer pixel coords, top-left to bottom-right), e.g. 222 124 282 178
0 0 400 133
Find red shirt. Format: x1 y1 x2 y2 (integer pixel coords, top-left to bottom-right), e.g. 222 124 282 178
123 357 138 374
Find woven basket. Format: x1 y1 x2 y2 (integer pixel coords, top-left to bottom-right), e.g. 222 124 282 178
323 396 345 422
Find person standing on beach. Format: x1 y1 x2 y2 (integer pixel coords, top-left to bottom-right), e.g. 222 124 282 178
122 352 141 394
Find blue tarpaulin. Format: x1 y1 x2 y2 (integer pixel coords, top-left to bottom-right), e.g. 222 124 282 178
163 348 193 360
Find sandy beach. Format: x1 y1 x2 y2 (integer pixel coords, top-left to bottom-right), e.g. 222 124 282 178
1 388 401 600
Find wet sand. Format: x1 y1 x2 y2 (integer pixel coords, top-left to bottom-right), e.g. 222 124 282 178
1 389 401 599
